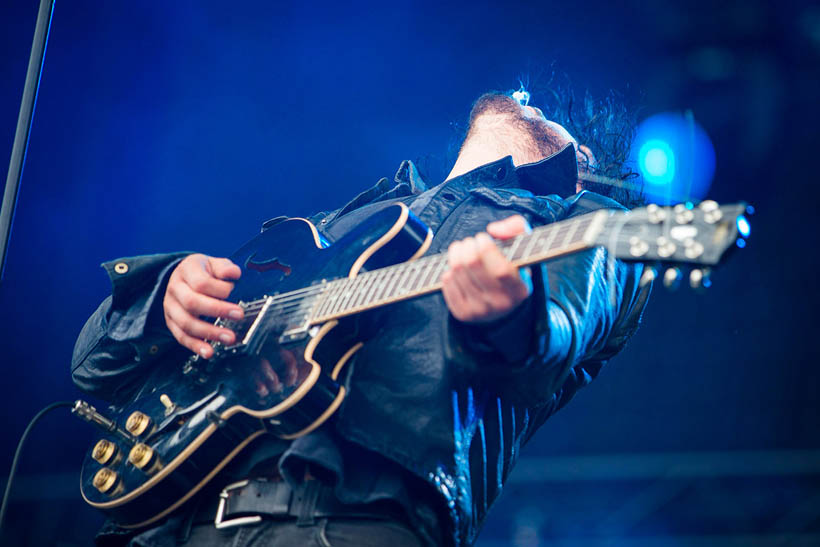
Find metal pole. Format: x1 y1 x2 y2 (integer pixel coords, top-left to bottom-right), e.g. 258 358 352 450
0 0 55 282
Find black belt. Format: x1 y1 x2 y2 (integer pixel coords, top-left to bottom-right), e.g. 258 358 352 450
195 478 409 530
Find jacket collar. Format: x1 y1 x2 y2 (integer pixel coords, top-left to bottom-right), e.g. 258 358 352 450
514 142 578 197
396 142 578 198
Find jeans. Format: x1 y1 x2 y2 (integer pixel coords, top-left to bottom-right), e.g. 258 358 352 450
129 517 424 547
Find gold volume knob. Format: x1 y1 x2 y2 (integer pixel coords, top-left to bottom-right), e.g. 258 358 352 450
92 439 119 465
92 468 119 494
125 411 152 436
128 443 159 471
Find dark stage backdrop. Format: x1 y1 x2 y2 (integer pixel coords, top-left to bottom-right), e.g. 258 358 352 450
1 1 818 545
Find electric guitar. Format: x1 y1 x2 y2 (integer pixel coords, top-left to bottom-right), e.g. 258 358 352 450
72 200 749 528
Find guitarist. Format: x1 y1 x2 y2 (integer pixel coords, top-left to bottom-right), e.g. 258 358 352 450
72 91 650 546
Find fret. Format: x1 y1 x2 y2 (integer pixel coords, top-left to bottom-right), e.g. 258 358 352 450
353 273 376 310
322 279 345 318
357 272 380 310
574 216 593 243
403 260 423 294
390 268 406 300
379 266 403 304
335 278 357 316
370 268 392 304
359 270 382 309
395 265 414 297
541 224 560 256
562 218 580 248
347 273 371 311
430 256 448 285
520 230 540 262
366 268 392 308
411 257 435 292
317 281 340 319
506 235 523 262
411 257 436 293
425 256 444 288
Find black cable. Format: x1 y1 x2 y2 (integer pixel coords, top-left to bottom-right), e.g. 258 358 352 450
0 401 74 535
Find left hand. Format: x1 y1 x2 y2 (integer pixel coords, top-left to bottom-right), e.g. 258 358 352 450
442 215 532 323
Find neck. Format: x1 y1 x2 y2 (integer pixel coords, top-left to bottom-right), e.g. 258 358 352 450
445 115 542 181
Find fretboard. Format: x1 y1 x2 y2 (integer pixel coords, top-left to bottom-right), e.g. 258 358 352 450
308 210 607 323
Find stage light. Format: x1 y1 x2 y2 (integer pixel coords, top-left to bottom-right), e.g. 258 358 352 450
512 85 530 107
630 112 716 204
639 139 676 185
736 215 751 238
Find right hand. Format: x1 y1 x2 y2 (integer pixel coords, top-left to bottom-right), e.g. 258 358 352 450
163 254 244 358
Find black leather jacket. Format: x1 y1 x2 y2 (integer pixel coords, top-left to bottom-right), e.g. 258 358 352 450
72 145 649 546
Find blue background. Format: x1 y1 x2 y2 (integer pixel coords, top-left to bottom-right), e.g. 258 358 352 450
1 1 818 545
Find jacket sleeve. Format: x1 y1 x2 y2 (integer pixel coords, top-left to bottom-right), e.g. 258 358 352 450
71 252 191 405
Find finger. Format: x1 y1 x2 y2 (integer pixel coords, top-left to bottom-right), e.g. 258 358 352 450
475 233 531 301
454 235 514 308
279 349 299 386
486 215 530 240
447 238 491 320
207 257 242 281
253 373 270 398
180 260 239 301
169 281 243 321
165 294 237 345
164 309 214 358
259 358 283 394
441 270 476 322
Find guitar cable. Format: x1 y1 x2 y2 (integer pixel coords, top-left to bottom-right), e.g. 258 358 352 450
0 401 74 537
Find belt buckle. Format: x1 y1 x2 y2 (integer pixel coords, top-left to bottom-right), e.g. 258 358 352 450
214 479 263 529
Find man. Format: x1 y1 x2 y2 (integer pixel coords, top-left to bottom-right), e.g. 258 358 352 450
72 91 649 546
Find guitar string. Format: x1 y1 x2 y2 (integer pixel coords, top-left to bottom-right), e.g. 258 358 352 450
223 217 594 330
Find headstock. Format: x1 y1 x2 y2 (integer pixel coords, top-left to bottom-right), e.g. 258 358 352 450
594 201 751 290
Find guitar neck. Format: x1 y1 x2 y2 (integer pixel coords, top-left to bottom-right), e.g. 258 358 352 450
223 200 745 346
308 210 608 324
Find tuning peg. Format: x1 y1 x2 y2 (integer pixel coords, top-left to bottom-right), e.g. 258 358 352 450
673 203 694 224
640 266 657 288
663 267 682 290
656 236 676 258
689 268 712 291
699 200 723 224
646 204 667 224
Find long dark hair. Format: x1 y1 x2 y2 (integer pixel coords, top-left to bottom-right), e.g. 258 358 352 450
531 79 644 208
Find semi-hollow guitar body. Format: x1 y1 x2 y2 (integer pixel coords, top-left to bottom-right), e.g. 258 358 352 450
78 203 432 528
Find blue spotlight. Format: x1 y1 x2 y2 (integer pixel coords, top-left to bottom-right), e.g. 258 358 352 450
639 139 676 185
629 112 716 204
736 215 751 238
